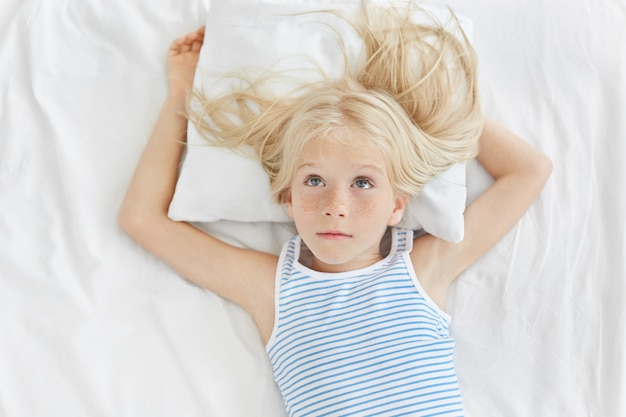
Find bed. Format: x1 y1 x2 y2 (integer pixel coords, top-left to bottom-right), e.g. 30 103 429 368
1 0 624 416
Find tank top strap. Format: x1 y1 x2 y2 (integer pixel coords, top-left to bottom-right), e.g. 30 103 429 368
390 227 414 255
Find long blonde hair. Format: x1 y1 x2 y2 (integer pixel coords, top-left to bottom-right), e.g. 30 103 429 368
188 2 483 203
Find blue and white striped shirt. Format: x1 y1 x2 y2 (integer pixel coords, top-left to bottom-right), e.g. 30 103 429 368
266 228 464 416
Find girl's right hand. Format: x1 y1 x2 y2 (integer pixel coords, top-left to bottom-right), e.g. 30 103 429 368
166 26 205 97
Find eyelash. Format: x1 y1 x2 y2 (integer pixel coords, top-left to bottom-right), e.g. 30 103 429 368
303 176 373 189
354 177 373 189
304 176 324 187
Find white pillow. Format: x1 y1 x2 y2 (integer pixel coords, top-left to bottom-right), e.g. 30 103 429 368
168 0 473 243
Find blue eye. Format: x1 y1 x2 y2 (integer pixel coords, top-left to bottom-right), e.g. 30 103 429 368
354 178 372 189
305 176 324 187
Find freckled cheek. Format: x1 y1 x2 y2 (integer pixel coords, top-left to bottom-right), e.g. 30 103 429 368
353 197 378 217
294 193 321 215
354 192 397 218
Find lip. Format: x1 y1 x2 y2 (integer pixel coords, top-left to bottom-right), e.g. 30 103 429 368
317 231 353 240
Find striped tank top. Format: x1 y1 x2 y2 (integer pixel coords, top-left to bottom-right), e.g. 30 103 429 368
266 228 464 416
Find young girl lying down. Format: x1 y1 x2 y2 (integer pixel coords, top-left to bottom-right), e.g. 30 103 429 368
119 4 552 416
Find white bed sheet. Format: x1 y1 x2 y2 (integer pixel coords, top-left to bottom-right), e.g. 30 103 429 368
1 0 625 416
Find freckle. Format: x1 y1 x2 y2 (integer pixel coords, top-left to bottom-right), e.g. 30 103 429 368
299 196 319 213
355 200 373 216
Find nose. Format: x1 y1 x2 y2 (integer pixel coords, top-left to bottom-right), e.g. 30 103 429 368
323 186 349 218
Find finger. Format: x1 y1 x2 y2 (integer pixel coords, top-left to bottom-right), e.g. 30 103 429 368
169 27 204 54
169 36 186 52
193 26 206 50
188 27 205 43
168 41 181 56
181 35 199 52
191 39 203 52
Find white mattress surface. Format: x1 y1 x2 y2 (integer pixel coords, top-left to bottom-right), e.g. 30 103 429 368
1 0 625 416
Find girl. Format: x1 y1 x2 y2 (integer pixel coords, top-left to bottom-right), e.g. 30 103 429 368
119 5 552 416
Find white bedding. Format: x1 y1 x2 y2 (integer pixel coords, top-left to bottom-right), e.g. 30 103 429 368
1 0 625 416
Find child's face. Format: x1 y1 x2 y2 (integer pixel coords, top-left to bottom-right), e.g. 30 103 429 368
285 135 407 273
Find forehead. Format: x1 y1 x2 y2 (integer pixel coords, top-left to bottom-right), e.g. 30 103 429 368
298 136 388 172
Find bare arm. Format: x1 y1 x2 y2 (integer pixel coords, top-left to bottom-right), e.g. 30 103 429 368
118 28 276 341
412 118 553 307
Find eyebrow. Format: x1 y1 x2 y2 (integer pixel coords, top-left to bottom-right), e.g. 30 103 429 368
296 161 386 175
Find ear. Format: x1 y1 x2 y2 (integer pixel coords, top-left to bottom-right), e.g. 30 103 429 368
387 194 408 226
284 190 295 219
